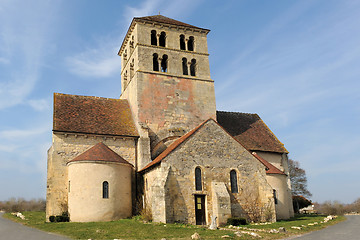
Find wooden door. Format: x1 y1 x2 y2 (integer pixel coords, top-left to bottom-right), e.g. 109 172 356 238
195 195 206 225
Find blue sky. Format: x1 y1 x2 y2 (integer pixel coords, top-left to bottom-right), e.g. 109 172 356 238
0 0 359 204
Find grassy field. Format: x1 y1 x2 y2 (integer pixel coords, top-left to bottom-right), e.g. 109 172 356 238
4 212 345 240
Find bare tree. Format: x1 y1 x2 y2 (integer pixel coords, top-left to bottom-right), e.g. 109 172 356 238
288 159 312 213
289 159 312 198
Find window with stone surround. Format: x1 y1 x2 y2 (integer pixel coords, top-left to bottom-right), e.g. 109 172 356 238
190 59 196 76
153 53 159 71
180 34 186 50
230 170 238 193
188 36 194 51
195 167 202 191
151 30 157 46
182 58 188 75
159 31 166 47
273 189 278 204
161 54 168 72
103 181 109 199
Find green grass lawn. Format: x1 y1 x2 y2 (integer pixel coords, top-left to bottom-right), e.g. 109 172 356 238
3 212 345 240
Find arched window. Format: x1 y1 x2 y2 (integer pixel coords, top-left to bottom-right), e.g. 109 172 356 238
195 167 202 191
103 181 109 199
182 58 188 75
188 36 194 51
161 54 168 72
190 59 196 76
273 189 278 204
130 59 134 79
180 34 186 50
151 30 157 46
159 31 166 47
123 49 127 63
230 170 238 193
153 53 159 71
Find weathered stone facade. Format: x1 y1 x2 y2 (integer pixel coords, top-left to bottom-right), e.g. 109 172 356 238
46 133 136 220
46 15 294 224
141 120 276 225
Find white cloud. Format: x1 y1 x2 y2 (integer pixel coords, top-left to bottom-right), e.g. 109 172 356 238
27 99 51 112
0 0 60 110
66 45 121 78
0 126 50 140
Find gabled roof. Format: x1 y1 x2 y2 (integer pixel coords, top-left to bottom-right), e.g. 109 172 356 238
217 111 288 153
134 15 210 31
252 152 286 175
139 119 213 172
53 93 139 137
67 142 132 166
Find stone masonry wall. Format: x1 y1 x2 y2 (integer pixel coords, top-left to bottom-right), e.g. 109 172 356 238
46 132 136 221
143 120 276 225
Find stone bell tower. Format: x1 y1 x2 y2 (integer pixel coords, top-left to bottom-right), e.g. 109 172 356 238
118 15 216 168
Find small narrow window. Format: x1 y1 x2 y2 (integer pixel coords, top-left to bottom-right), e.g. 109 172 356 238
230 170 238 193
153 53 159 71
103 181 109 199
195 167 202 191
273 189 278 204
161 54 168 72
187 36 194 51
190 59 196 76
151 30 157 46
159 31 166 47
123 49 127 63
180 35 186 50
182 58 188 75
68 181 70 193
130 59 134 79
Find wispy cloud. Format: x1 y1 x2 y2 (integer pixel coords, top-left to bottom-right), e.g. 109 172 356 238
0 0 60 110
0 126 50 140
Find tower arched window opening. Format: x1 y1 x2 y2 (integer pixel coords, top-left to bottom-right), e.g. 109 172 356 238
190 59 196 76
151 30 157 46
180 34 186 50
161 54 168 72
182 58 188 75
130 59 134 79
159 31 166 47
230 170 238 193
195 167 202 191
103 181 109 199
188 36 194 51
153 53 159 71
123 49 127 63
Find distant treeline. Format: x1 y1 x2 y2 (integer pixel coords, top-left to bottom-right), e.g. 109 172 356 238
0 198 45 212
314 198 360 215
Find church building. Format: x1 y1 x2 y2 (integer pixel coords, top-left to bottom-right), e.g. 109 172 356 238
46 15 294 225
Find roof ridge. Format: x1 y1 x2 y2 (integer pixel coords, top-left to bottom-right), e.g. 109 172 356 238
139 118 214 172
68 142 133 166
252 152 286 175
54 92 125 101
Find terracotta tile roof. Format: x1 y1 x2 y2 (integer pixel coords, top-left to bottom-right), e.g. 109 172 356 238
251 152 286 175
134 15 210 32
217 111 288 153
53 93 139 137
139 119 212 172
67 142 133 166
